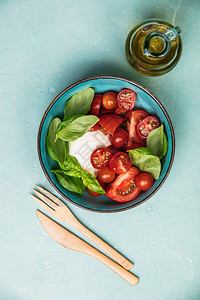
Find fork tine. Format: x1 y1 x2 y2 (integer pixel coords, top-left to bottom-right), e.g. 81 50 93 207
32 189 58 209
36 185 63 206
30 194 55 213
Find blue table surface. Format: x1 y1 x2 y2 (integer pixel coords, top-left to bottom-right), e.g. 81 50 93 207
1 1 200 299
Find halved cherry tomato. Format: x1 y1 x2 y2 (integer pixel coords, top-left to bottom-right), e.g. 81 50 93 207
97 167 115 183
124 142 144 151
117 89 137 111
98 114 123 135
89 123 100 132
106 167 141 202
91 147 112 169
135 172 154 191
88 94 102 116
99 108 114 116
86 180 105 197
137 116 159 139
114 107 126 114
102 92 117 109
109 152 132 174
110 128 129 148
125 110 149 147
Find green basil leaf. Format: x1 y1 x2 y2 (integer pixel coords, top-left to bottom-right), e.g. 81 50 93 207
163 133 168 158
61 155 82 178
147 124 168 159
55 115 99 142
128 148 161 180
62 155 82 170
81 171 106 194
51 169 85 194
64 88 95 118
62 169 82 178
46 118 69 165
46 134 57 161
57 114 84 132
129 147 155 156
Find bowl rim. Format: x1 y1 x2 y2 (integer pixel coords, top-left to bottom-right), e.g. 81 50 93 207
37 75 175 213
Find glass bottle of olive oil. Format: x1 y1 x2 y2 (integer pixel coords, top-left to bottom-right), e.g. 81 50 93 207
125 19 182 76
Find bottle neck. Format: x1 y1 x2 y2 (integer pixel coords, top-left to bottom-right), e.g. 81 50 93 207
143 26 181 58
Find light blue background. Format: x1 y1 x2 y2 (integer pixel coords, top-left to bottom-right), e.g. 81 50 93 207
0 0 200 299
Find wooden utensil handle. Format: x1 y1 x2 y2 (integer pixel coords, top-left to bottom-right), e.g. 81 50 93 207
78 240 139 286
74 221 133 270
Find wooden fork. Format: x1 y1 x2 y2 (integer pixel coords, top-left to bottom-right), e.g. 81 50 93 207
30 185 133 270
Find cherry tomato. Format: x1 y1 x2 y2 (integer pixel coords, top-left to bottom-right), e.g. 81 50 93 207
86 180 105 197
124 142 144 151
114 106 126 114
99 108 114 115
125 135 146 150
99 126 109 135
110 128 129 148
107 145 118 154
97 167 115 183
99 114 123 135
137 116 159 139
88 123 100 132
117 89 137 111
91 147 112 169
106 167 141 202
88 94 102 116
102 92 117 109
109 152 132 174
125 110 149 146
135 172 154 191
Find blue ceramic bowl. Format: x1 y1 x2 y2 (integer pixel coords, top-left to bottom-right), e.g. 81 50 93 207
37 76 175 213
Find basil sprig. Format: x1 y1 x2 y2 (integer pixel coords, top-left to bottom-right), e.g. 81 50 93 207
45 88 105 195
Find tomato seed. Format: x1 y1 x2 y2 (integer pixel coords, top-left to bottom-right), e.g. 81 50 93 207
118 180 135 195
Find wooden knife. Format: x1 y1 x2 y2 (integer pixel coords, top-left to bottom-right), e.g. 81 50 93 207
37 210 139 286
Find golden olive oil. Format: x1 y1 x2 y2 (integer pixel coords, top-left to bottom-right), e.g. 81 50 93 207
126 19 182 76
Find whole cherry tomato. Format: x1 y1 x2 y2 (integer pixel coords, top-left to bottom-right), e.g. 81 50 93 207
97 167 116 183
135 172 154 191
110 128 129 148
102 92 117 109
